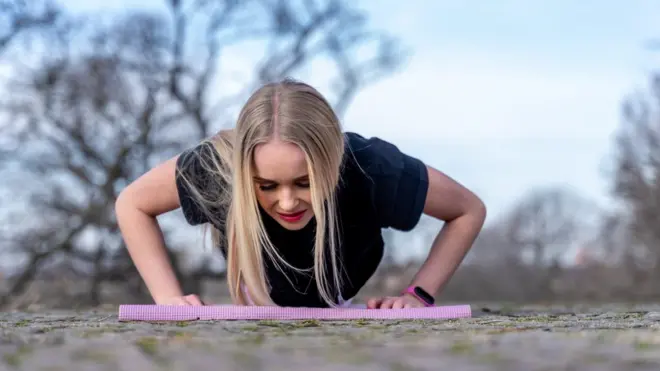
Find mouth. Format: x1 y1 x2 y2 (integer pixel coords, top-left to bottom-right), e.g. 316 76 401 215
276 210 306 222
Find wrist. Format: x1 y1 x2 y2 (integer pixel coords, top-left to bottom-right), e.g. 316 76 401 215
152 288 185 304
401 285 435 307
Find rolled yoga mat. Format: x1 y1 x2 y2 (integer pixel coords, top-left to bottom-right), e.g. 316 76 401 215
118 304 472 321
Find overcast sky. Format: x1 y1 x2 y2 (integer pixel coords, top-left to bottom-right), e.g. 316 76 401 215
61 0 658 220
4 1 658 267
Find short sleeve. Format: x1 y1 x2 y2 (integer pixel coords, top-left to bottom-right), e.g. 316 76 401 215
175 141 228 226
346 132 429 231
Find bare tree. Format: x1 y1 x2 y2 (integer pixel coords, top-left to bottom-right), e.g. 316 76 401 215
442 187 601 301
0 0 406 308
608 72 660 275
502 187 600 267
467 221 520 266
0 0 60 52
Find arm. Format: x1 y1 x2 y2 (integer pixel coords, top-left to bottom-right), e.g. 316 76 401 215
348 134 486 308
406 165 487 297
367 164 486 309
115 155 201 305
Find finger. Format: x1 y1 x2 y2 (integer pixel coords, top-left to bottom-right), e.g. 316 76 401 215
170 298 189 306
184 294 204 306
392 299 405 309
404 303 412 309
367 298 382 309
379 297 395 309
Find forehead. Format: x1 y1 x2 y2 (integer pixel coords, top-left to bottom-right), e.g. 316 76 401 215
252 140 308 180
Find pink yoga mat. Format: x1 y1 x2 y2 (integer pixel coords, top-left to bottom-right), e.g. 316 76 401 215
118 304 472 321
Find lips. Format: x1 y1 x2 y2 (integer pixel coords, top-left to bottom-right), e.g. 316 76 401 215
277 210 306 222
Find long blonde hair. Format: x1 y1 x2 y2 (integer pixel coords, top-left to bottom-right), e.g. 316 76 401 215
182 79 346 306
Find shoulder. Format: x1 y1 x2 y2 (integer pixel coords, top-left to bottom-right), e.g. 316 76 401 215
176 135 232 185
341 132 429 231
344 131 397 163
177 130 233 172
343 131 427 179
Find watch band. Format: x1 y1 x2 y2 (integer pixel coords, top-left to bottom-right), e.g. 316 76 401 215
402 286 435 307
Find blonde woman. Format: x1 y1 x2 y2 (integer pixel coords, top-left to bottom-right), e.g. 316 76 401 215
115 79 487 309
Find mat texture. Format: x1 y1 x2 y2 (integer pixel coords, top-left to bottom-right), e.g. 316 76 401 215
118 304 472 321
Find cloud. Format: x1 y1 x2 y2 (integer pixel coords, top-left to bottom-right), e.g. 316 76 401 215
339 45 638 219
344 49 633 138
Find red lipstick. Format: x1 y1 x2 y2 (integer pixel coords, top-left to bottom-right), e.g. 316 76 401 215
277 210 306 223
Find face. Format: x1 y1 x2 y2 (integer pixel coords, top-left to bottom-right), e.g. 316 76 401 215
252 138 313 230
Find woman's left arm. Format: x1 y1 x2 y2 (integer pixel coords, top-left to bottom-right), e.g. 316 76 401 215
367 165 486 309
407 165 487 297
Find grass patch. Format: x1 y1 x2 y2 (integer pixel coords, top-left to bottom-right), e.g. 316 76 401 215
13 320 30 327
237 333 266 345
135 336 159 357
240 324 260 332
3 345 33 367
633 340 657 351
484 327 536 335
70 349 115 363
449 340 475 355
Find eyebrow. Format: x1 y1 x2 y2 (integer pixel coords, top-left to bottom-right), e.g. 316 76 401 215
253 175 309 183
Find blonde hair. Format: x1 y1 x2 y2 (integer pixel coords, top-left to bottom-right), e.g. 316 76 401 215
180 78 346 306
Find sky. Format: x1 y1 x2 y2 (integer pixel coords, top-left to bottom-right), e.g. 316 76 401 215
60 0 660 219
350 0 660 218
4 0 660 266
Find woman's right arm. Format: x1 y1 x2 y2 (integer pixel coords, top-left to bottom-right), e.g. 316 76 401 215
115 155 202 305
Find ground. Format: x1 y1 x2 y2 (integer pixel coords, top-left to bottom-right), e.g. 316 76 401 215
2 303 660 371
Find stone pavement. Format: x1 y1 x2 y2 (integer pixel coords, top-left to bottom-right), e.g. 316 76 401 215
2 304 660 370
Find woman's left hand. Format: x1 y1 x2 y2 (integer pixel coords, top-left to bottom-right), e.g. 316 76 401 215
366 294 425 309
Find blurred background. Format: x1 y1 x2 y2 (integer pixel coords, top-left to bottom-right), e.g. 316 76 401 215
1 0 660 310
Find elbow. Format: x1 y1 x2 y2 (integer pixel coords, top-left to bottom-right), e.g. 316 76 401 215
115 185 143 221
468 194 487 226
114 188 133 221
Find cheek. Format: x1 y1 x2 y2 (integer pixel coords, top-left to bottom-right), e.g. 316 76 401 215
298 190 312 206
254 189 275 208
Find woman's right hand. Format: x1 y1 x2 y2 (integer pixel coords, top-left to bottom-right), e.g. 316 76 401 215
116 155 197 307
157 294 205 306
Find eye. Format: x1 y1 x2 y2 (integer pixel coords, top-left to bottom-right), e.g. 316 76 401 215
296 181 310 189
258 183 277 191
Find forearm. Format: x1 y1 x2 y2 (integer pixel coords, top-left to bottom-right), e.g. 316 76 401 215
116 198 184 303
408 211 485 297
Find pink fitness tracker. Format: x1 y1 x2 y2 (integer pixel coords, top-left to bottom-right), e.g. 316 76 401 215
402 286 435 307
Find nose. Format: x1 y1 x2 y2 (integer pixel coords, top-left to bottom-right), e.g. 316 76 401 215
278 187 299 211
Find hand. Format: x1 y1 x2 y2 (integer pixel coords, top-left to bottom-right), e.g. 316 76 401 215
366 294 425 309
156 294 205 306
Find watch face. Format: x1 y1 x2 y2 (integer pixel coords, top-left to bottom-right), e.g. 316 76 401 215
414 287 434 304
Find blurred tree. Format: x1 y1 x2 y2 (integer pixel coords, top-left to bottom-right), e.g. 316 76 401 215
502 187 600 267
467 220 519 266
607 70 660 279
0 0 407 308
0 0 60 53
464 187 601 300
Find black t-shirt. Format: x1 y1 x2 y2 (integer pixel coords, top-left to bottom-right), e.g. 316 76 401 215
175 132 429 307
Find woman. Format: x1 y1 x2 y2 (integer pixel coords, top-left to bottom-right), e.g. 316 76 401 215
115 79 486 309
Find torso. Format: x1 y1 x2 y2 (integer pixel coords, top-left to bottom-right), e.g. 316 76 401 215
255 149 386 307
